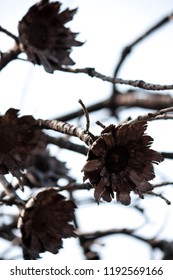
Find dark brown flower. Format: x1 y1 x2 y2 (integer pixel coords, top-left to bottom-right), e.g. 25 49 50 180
82 121 164 205
25 149 75 188
18 0 83 73
18 188 76 259
0 108 45 183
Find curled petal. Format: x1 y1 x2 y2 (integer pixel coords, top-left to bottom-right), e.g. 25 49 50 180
82 159 103 172
116 192 131 206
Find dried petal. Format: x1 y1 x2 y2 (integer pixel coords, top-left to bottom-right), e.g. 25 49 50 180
82 159 103 172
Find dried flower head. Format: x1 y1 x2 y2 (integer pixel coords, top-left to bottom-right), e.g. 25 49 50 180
0 108 45 183
25 149 74 188
18 188 76 259
18 0 83 73
82 121 164 205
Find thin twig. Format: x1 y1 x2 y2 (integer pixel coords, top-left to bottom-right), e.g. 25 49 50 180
45 134 88 155
126 106 173 124
110 11 173 117
58 182 92 192
78 99 90 132
0 175 25 207
61 67 173 91
152 114 173 121
55 99 108 122
153 181 173 188
0 44 22 71
113 11 173 81
0 175 16 198
78 228 169 254
95 120 106 129
0 26 19 43
55 91 173 122
147 191 171 205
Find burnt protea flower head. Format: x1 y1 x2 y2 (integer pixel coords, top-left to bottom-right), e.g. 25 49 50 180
82 121 164 205
0 108 45 183
18 188 76 259
18 0 83 73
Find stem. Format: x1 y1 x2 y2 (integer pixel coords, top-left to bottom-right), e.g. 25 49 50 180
161 152 173 159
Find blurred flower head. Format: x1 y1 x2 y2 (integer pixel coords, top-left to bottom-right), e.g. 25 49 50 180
18 188 76 259
25 149 75 188
18 0 83 73
82 121 164 205
0 108 45 184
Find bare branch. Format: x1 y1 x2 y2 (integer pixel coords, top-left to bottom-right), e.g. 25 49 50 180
147 191 171 205
55 99 108 122
113 11 173 80
0 175 25 207
54 91 173 122
45 134 88 155
37 119 95 146
153 181 173 188
0 26 19 43
115 91 173 110
78 99 90 132
0 175 16 198
61 67 173 91
0 44 22 71
126 106 173 124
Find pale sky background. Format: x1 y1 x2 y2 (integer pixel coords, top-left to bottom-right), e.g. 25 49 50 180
0 0 173 260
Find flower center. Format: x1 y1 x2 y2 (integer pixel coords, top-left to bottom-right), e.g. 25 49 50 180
105 145 129 173
28 21 49 49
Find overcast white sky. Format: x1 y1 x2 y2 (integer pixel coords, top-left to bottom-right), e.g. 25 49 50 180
1 0 173 260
